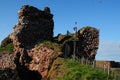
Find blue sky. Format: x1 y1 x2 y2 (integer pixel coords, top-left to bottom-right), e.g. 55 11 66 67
0 0 120 62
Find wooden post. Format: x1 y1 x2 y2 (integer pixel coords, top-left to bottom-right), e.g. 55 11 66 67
107 62 110 76
73 40 76 60
73 22 77 60
103 63 106 73
93 60 96 68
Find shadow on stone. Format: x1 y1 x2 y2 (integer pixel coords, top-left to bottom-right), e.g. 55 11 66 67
16 66 42 80
0 68 15 80
14 52 42 80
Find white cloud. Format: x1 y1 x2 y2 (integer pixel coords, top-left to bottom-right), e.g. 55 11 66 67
96 41 120 62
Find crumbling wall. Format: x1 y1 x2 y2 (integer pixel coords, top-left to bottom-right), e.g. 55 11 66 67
10 5 54 48
9 5 54 79
0 52 20 80
77 26 99 60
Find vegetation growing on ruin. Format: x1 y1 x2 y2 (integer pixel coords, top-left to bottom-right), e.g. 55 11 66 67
0 43 14 52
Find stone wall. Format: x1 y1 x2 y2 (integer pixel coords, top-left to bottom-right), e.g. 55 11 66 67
9 5 54 79
10 5 54 48
0 52 20 80
77 26 99 60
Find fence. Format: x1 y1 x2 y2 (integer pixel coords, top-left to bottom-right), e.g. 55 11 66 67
73 57 120 80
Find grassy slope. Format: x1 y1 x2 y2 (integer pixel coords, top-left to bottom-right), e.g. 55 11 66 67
0 43 14 52
48 58 112 80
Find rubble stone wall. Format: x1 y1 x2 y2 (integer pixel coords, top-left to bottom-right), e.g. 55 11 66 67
78 26 99 60
10 5 54 48
9 5 54 79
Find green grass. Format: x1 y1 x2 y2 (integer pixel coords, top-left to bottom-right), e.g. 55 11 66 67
0 43 14 52
48 58 112 80
36 40 59 49
62 59 109 80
